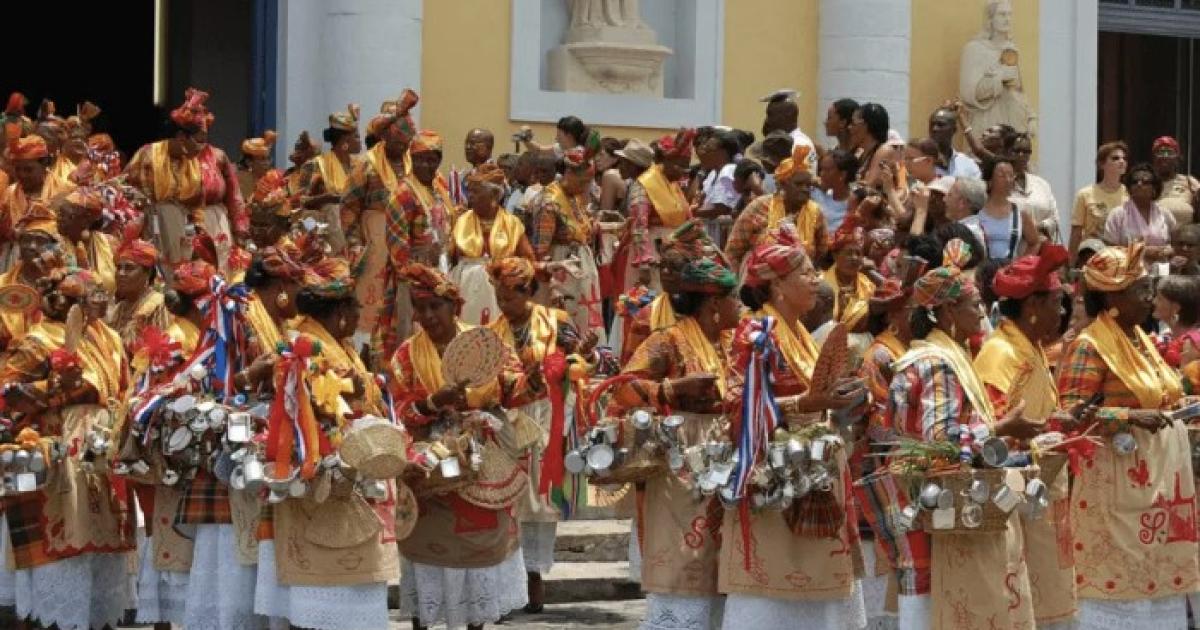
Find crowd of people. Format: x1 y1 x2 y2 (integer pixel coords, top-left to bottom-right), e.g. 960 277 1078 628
0 82 1196 630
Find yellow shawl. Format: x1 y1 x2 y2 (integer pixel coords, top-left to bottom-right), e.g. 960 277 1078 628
762 304 819 386
67 232 115 292
766 195 823 252
244 294 283 354
365 142 411 193
975 319 1057 420
292 315 384 416
637 164 689 228
822 267 874 329
872 329 907 361
25 320 125 402
315 152 351 195
148 140 200 203
408 321 500 408
544 181 591 244
1076 312 1182 409
50 154 77 184
649 293 677 331
675 316 728 396
490 303 564 365
452 208 524 259
168 316 201 355
0 264 33 344
897 328 996 427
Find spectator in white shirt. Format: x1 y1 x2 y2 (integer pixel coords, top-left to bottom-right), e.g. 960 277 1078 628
761 91 818 174
929 106 982 179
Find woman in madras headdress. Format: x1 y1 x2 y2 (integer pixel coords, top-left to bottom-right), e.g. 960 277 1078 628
718 235 866 629
0 205 61 352
448 162 535 326
883 238 1039 629
54 187 116 291
605 247 740 630
106 226 171 352
823 224 876 332
57 102 102 185
974 245 1077 628
725 144 828 271
0 267 134 630
1057 242 1200 629
237 129 277 200
529 147 606 344
0 131 74 271
624 129 695 294
298 104 362 253
254 255 398 630
247 169 297 253
486 256 613 613
389 263 542 630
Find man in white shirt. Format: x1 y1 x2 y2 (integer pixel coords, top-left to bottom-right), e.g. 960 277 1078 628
929 107 982 179
760 89 818 174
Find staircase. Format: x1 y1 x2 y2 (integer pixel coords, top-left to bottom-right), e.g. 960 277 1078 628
543 518 642 604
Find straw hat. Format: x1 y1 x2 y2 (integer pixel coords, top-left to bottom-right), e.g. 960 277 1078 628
339 416 408 480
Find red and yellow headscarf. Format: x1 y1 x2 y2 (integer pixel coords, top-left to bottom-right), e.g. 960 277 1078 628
1083 242 1146 293
400 262 463 307
744 242 808 288
488 256 535 289
829 224 865 253
241 130 277 159
6 126 47 161
465 162 506 188
657 128 696 160
912 239 976 308
301 256 354 299
173 260 216 297
260 244 305 281
409 130 442 155
169 87 213 131
117 239 159 268
774 144 813 182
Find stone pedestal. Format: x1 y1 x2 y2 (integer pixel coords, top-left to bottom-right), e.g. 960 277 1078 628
547 39 672 96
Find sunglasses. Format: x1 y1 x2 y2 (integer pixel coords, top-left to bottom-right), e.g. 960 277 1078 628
1154 149 1179 158
1011 147 1032 155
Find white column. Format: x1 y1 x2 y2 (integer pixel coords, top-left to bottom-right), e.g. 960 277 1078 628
1038 0 1098 239
818 0 911 144
274 0 424 168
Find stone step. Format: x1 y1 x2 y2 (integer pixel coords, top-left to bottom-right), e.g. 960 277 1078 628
555 519 631 562
543 560 643 604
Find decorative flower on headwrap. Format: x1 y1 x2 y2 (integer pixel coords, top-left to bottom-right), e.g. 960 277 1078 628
241 130 277 159
774 144 813 182
993 244 1068 300
409 130 443 155
301 256 354 299
829 224 865 253
466 162 507 189
743 242 808 289
328 104 360 132
912 238 975 309
399 263 463 307
562 147 594 175
368 89 419 139
488 256 535 290
6 125 47 161
173 260 217 297
1083 242 1146 293
657 128 696 160
169 87 213 131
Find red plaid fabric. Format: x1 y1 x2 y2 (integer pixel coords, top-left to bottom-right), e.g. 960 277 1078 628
5 493 53 569
174 471 232 525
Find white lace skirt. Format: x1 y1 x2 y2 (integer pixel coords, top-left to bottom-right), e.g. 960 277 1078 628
183 523 262 630
399 548 529 628
1077 596 1188 630
521 521 558 574
253 540 388 630
628 513 642 582
861 543 896 629
135 533 189 625
0 516 17 606
642 593 725 630
450 258 500 326
14 550 131 630
897 594 930 630
720 587 866 630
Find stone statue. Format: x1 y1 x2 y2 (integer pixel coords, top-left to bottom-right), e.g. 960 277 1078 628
548 0 671 96
958 0 1037 136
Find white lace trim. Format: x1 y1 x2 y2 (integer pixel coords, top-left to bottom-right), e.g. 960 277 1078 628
0 515 18 606
521 521 558 574
135 534 189 625
399 549 529 627
183 523 263 630
1078 597 1188 630
642 593 725 630
253 540 389 630
628 513 642 582
897 595 930 630
860 544 894 626
14 551 131 629
721 592 865 630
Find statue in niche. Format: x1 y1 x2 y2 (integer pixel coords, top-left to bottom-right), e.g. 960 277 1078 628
958 0 1038 137
548 0 671 96
568 0 644 29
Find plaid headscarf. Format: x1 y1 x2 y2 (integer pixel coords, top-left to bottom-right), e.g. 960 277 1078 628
173 260 216 297
328 104 361 132
660 219 727 273
466 162 506 187
259 245 305 281
829 224 865 253
400 262 463 307
676 257 737 294
410 130 443 155
251 169 293 217
117 239 158 268
488 256 535 289
241 130 277 159
911 238 975 308
744 242 808 289
1083 242 1146 293
63 187 106 220
169 87 213 131
301 256 354 299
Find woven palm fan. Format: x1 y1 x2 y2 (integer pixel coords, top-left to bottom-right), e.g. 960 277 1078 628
302 493 381 549
808 323 847 395
0 284 39 316
457 441 529 510
442 327 506 388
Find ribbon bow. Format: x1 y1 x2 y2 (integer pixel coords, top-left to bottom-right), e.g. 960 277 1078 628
265 336 326 480
732 316 784 569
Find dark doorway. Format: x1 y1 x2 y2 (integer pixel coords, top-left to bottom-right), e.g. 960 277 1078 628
1098 31 1198 173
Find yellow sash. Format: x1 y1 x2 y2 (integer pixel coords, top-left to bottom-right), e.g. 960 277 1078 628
762 304 818 385
366 142 411 193
1076 312 1182 409
896 328 996 426
315 153 350 195
51 155 77 184
70 232 115 292
244 294 283 354
649 293 677 331
29 320 125 402
148 140 200 203
452 208 524 259
766 195 823 251
545 182 591 244
409 321 500 408
872 330 907 360
292 315 384 416
822 267 874 328
637 165 689 228
674 316 728 396
975 319 1057 420
167 316 201 355
490 303 563 364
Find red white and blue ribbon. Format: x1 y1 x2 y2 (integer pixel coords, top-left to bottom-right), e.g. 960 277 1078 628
731 316 783 501
193 275 250 401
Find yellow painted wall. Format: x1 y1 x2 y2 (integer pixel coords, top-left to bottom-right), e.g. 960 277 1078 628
420 0 820 162
909 0 1039 145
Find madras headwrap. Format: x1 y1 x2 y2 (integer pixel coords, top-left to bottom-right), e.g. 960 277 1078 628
657 128 696 160
1153 136 1181 154
466 162 506 187
676 256 738 294
251 169 293 216
774 144 813 182
170 87 213 131
328 104 361 132
117 238 158 268
64 187 106 220
410 130 443 154
829 224 865 252
173 260 217 297
992 244 1068 299
869 277 908 313
6 126 47 160
743 242 807 288
488 256 536 289
562 146 594 175
259 244 305 281
911 238 974 308
241 130 277 158
1083 242 1146 293
301 256 355 299
399 262 463 306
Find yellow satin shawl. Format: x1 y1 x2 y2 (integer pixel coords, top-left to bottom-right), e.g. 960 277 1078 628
637 165 689 228
675 316 728 396
408 321 500 408
50 155 77 184
148 140 200 203
649 293 677 331
452 208 524 259
823 267 874 329
244 294 283 354
68 232 115 292
366 142 411 193
762 304 819 385
767 195 823 251
26 320 125 402
1076 312 1183 409
291 315 383 416
545 181 592 244
975 319 1057 420
167 316 201 355
315 152 351 195
490 303 563 365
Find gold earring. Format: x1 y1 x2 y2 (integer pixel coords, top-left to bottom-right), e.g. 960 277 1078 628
1029 314 1037 324
275 292 290 308
1108 307 1120 319
339 316 348 330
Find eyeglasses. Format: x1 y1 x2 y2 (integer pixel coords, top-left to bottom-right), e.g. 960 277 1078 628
1131 177 1154 187
1011 147 1032 155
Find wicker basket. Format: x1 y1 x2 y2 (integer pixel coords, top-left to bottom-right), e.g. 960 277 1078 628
408 461 478 498
913 467 1011 534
